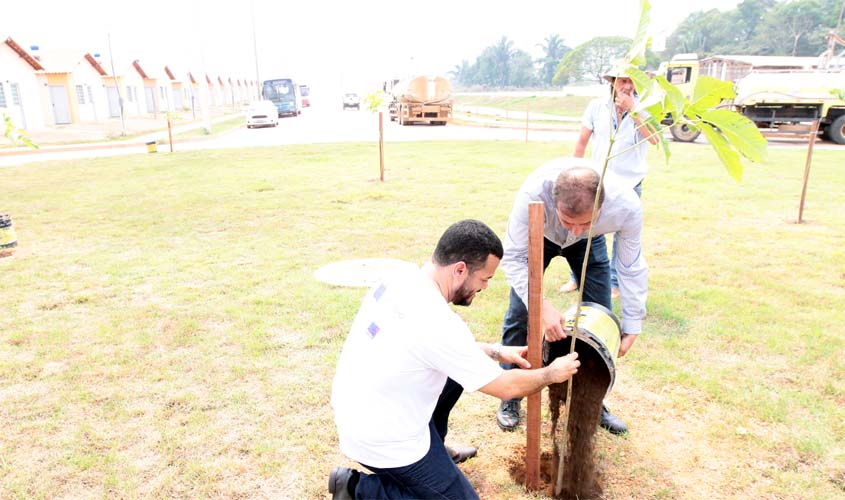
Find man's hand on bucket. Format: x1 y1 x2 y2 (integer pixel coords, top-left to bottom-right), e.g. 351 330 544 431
542 299 569 342
618 333 637 358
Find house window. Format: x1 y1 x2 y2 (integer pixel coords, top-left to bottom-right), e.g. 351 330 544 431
10 83 20 105
0 83 7 108
127 86 134 103
76 85 86 104
87 86 94 104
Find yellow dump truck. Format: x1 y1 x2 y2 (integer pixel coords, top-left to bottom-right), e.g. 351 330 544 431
388 75 452 126
659 54 845 144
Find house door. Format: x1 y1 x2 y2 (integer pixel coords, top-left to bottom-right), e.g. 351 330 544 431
49 85 71 124
144 87 156 113
172 88 182 110
6 83 27 129
106 86 121 118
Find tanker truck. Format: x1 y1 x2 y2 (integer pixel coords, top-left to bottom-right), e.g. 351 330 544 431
659 54 845 144
388 75 452 126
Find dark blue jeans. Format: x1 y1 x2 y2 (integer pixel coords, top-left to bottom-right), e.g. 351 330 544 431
501 235 611 371
354 379 478 499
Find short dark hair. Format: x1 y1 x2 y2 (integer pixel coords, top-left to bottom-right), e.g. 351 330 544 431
433 219 503 273
553 167 604 216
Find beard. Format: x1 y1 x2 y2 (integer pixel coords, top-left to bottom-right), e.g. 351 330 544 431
452 282 478 307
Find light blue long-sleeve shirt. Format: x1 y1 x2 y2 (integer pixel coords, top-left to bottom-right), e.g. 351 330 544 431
501 157 648 334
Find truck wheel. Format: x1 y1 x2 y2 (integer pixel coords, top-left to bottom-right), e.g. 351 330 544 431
670 123 701 142
828 115 845 145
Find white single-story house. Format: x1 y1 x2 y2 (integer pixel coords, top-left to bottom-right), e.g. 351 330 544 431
15 45 111 125
164 65 187 111
1 36 47 130
132 60 161 115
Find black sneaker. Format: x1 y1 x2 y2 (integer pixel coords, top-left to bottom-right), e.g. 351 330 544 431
445 444 478 464
599 404 628 435
497 399 521 431
328 467 357 500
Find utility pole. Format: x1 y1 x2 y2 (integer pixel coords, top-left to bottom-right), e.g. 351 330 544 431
107 33 126 136
252 0 261 97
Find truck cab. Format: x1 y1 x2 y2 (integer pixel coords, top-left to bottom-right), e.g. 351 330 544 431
658 53 699 99
657 54 703 141
657 54 845 144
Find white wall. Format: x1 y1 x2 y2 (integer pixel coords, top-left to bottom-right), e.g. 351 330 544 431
0 45 47 130
123 69 145 117
72 61 108 122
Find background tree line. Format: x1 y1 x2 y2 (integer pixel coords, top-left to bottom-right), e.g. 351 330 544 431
665 0 844 58
450 0 845 89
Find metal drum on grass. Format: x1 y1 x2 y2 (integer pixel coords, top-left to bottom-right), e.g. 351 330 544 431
544 301 622 397
0 214 17 253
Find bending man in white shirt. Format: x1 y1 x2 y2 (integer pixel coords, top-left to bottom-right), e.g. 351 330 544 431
329 219 580 500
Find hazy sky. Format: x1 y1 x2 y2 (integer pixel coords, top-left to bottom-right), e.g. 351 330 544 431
2 0 741 92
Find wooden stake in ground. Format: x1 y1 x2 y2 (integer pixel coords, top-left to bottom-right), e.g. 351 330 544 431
167 117 174 153
525 201 544 490
525 102 530 144
798 120 820 223
379 111 385 182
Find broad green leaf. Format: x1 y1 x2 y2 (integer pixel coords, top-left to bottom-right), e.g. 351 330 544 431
626 65 668 118
625 0 652 67
655 75 685 120
626 66 652 98
699 122 743 181
644 114 671 164
690 76 736 112
700 109 767 163
644 101 667 125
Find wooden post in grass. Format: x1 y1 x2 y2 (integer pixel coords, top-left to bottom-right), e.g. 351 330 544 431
379 111 385 182
526 201 544 490
525 102 530 144
797 120 820 223
167 117 174 153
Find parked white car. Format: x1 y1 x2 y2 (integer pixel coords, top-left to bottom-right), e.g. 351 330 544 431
246 100 279 128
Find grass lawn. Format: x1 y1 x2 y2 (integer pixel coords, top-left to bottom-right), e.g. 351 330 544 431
453 95 594 117
1 140 843 499
167 115 247 142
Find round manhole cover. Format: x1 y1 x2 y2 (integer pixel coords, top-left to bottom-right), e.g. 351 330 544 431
314 258 419 288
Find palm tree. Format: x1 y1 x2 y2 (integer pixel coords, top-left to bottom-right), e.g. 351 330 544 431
491 36 517 87
449 60 474 87
537 34 571 87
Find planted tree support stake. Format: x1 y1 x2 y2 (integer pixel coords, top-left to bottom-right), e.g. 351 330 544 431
379 112 385 182
526 201 544 490
525 102 530 144
168 118 174 153
798 120 820 223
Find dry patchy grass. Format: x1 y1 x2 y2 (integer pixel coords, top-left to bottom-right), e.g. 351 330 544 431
1 140 843 499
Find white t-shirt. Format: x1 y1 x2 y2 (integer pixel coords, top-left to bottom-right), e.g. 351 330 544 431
331 268 502 468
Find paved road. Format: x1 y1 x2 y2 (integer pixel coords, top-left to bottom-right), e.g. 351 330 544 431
0 102 575 167
1 100 840 167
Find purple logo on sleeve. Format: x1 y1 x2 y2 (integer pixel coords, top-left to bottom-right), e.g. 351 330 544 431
373 284 386 301
367 322 380 338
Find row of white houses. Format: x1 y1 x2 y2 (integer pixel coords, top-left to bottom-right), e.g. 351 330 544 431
1 36 260 131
